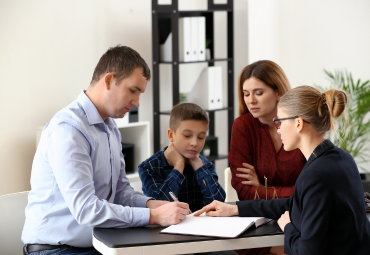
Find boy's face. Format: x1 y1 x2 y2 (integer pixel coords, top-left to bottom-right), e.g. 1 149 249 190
168 119 208 159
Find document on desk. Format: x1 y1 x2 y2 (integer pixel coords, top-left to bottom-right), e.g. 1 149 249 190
161 212 271 238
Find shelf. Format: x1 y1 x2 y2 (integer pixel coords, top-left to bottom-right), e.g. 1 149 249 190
116 121 151 181
115 121 151 129
152 0 234 158
126 173 140 183
159 58 233 64
206 154 228 161
156 8 233 14
159 107 233 115
178 9 233 13
121 143 135 174
156 9 233 14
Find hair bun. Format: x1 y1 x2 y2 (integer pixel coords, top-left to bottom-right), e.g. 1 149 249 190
324 89 347 118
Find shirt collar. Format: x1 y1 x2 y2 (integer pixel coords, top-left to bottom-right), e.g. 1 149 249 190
77 90 104 126
305 139 334 167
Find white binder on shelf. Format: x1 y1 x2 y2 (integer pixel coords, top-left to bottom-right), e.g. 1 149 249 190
197 17 206 61
210 66 223 109
190 17 198 61
179 17 192 62
186 66 223 110
160 33 172 62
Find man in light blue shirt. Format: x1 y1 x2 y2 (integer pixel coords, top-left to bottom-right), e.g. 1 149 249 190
22 46 190 255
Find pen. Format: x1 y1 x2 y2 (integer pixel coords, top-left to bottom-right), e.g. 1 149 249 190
169 191 192 214
169 191 179 202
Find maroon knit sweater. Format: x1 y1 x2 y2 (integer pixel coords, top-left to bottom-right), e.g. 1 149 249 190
228 113 305 255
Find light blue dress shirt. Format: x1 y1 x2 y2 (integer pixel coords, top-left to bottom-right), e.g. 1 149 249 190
22 91 151 247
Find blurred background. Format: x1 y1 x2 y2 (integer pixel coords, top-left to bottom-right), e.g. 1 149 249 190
1 0 370 196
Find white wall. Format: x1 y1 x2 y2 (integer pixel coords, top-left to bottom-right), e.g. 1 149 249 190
0 0 249 195
3 0 369 196
247 0 280 64
279 0 370 172
247 0 370 172
279 0 370 87
0 0 153 195
247 0 370 88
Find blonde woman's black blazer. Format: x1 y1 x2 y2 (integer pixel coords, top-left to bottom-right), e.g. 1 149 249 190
237 140 370 255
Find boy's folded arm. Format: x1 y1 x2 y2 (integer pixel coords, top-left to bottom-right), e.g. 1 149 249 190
139 164 185 201
194 162 226 203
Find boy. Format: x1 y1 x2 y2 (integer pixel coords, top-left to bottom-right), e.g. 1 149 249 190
139 103 226 212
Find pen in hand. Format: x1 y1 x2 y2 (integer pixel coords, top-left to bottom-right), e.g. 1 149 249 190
169 191 192 214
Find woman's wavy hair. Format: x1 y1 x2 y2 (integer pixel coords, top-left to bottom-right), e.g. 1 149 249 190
238 60 291 116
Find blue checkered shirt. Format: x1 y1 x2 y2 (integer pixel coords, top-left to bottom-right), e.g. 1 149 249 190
139 146 226 212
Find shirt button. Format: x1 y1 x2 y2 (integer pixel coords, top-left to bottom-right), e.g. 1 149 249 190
112 156 113 159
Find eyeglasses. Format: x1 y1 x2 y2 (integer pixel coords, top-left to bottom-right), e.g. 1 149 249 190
272 116 310 129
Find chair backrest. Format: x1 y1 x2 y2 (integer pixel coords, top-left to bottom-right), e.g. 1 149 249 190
130 181 143 193
0 191 29 255
224 167 239 202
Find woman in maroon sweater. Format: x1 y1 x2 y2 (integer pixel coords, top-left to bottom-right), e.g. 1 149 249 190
229 60 305 255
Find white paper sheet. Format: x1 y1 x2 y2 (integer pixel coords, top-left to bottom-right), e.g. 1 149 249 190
161 212 270 238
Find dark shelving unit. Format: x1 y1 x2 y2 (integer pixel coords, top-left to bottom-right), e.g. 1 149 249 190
121 143 135 174
128 106 138 123
152 0 234 161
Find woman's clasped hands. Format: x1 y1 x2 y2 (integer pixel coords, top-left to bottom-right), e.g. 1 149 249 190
236 162 263 187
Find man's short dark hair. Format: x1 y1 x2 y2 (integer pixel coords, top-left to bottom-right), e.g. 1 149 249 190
90 45 151 85
169 103 209 131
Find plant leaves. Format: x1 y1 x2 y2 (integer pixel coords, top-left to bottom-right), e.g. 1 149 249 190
316 70 370 172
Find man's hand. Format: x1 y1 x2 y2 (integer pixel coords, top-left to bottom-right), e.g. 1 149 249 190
194 200 238 217
236 163 263 187
146 200 169 209
277 211 291 232
164 143 186 173
188 155 203 170
149 202 190 226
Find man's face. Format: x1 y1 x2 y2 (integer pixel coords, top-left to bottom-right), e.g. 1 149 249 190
168 120 208 159
106 67 147 119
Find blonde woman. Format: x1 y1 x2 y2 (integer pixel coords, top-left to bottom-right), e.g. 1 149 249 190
197 86 370 255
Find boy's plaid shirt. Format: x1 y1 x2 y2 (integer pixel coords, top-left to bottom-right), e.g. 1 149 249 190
138 146 226 212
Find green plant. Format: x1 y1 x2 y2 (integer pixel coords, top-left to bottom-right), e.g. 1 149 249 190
179 93 187 103
315 70 370 172
205 39 211 49
204 145 210 150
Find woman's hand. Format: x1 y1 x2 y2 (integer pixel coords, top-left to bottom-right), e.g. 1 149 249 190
194 200 238 217
236 163 263 187
277 211 291 232
365 192 370 213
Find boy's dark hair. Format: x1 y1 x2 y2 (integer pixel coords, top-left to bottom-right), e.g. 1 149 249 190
90 45 151 85
169 103 209 131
